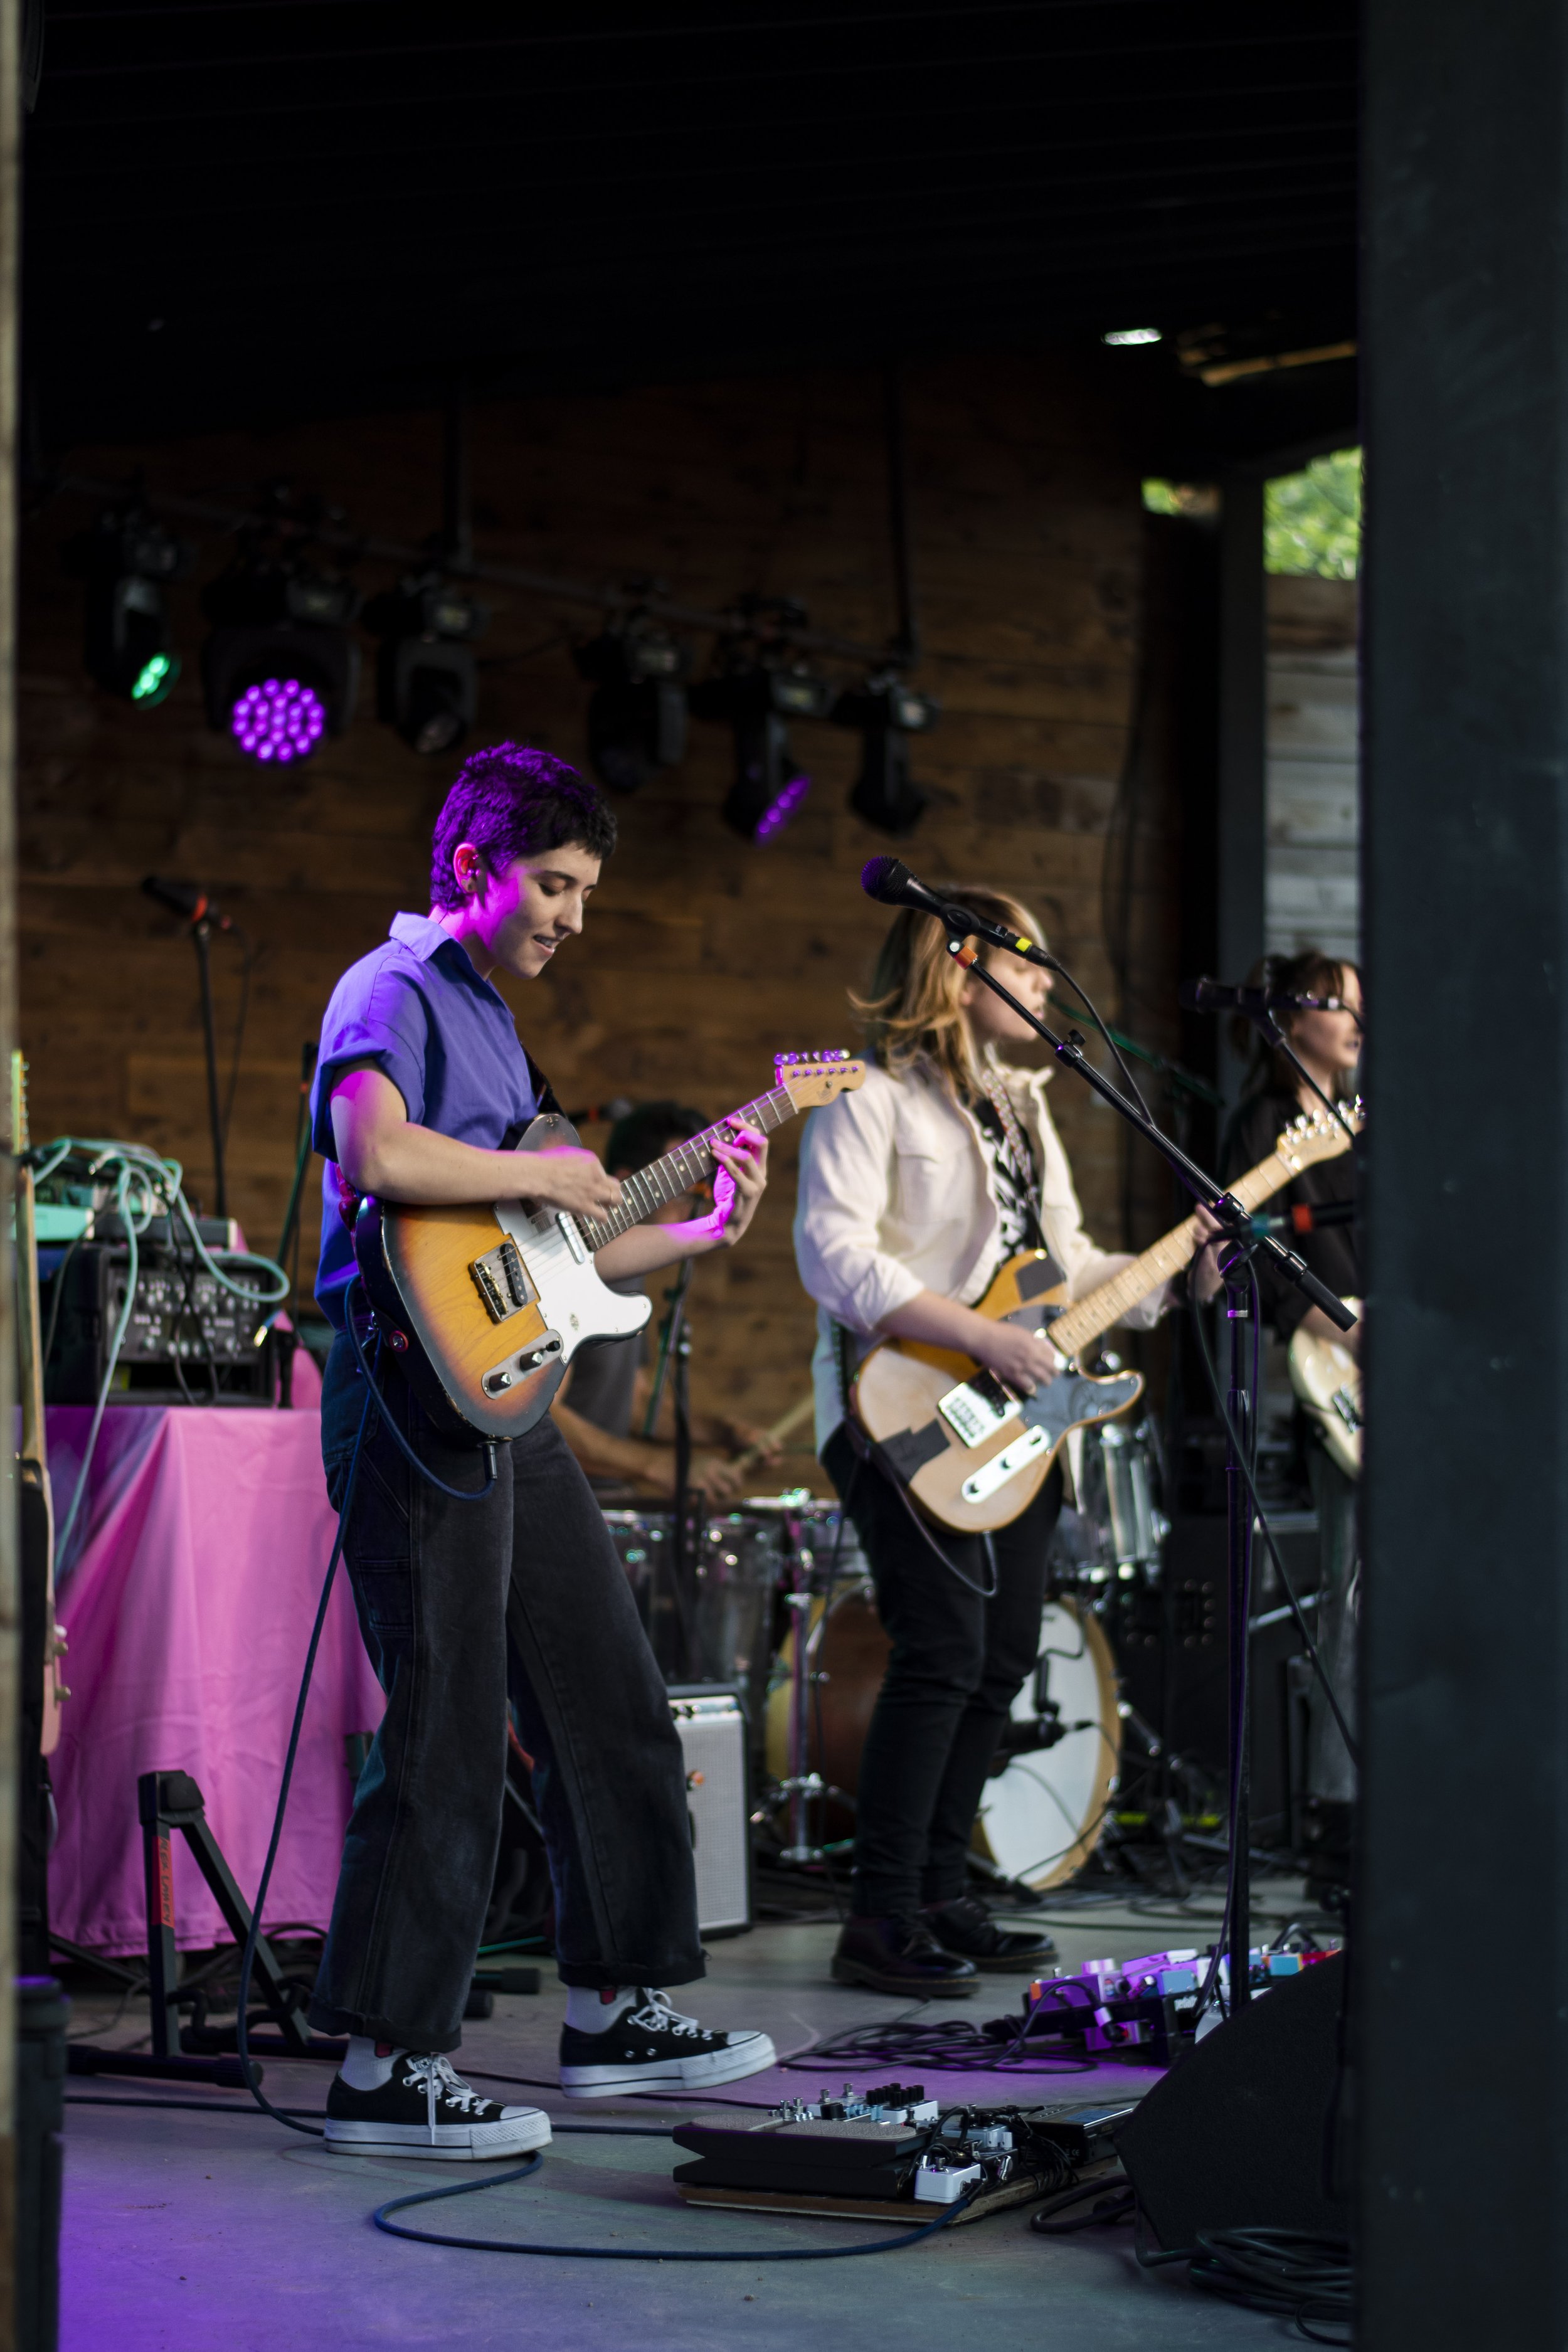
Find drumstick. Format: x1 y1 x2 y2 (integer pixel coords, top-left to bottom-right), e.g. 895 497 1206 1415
731 1392 816 1474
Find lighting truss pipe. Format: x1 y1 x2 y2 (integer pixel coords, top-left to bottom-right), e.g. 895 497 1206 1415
51 473 898 669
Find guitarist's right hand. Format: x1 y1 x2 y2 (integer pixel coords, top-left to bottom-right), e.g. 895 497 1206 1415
517 1145 624 1222
972 1320 1063 1395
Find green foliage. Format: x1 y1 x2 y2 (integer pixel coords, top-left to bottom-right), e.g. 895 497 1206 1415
1265 448 1361 578
1143 452 1362 580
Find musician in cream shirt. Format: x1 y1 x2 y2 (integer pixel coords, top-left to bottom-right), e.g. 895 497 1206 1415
794 887 1173 1996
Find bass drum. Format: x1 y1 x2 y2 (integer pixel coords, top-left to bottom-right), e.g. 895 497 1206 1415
973 1599 1121 1890
765 1588 1120 1888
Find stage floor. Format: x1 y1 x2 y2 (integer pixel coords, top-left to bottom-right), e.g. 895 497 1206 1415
57 1876 1322 2351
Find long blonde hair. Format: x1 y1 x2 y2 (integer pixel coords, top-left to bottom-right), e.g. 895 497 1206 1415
855 886 1047 1099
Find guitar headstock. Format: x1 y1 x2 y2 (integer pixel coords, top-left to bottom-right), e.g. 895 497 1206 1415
1275 1094 1364 1172
775 1049 867 1110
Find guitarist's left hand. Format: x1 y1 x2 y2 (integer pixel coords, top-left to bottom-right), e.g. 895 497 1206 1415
696 1123 769 1248
591 1123 769 1281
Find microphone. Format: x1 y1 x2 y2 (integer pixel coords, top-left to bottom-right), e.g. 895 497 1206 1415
1179 977 1320 1018
861 857 1059 970
142 875 231 932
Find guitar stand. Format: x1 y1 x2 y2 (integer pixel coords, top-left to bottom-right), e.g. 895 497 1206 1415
67 1770 346 2089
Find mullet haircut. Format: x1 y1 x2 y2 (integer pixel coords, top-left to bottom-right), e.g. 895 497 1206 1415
429 741 617 908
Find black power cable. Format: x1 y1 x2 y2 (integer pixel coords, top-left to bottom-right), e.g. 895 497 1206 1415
1189 1264 1357 1764
777 2012 1098 2080
371 2159 981 2260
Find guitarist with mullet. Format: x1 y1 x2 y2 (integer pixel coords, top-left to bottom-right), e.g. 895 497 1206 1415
795 889 1192 1996
305 741 778 2161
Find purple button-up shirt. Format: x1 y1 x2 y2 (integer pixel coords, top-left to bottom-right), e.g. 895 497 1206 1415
310 911 540 1330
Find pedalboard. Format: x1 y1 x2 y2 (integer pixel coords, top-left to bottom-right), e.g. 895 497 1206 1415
672 2086 1142 2218
999 1942 1343 2063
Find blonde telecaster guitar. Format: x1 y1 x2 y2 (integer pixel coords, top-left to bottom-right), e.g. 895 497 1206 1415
356 1052 866 1439
852 1100 1364 1535
1288 1310 1362 1478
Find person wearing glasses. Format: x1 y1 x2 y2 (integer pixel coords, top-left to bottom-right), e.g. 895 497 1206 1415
1219 950 1363 1842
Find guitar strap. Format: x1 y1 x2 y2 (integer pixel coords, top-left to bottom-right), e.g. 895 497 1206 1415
501 1049 566 1148
976 1067 1047 1254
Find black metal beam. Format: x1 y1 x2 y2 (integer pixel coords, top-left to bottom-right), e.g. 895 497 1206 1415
1361 0 1568 2338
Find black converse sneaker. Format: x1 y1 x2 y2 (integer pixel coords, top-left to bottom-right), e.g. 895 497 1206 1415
324 2052 552 2161
558 1990 776 2101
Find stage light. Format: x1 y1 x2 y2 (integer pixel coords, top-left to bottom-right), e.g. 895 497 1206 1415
230 675 326 763
366 575 489 756
834 675 940 836
71 506 189 706
201 559 361 765
573 620 691 793
1103 326 1162 347
689 662 832 842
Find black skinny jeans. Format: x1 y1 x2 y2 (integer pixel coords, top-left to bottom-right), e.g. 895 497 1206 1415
309 1334 704 2053
823 1426 1062 1918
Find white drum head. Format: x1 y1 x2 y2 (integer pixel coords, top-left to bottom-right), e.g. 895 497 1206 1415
973 1599 1121 1890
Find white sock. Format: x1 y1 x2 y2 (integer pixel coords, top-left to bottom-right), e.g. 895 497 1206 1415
339 2035 403 2091
564 1985 637 2034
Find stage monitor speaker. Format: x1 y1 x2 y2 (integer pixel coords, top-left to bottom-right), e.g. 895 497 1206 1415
1115 1954 1349 2251
668 1687 751 1939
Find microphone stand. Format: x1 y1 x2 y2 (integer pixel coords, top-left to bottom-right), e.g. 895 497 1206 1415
193 914 228 1221
943 933 1355 2010
646 1260 699 1680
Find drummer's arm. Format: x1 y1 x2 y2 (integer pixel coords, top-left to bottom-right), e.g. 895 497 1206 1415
630 1367 778 1462
551 1392 674 1489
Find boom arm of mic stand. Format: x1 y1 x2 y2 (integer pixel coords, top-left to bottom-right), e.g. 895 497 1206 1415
950 946 1358 1333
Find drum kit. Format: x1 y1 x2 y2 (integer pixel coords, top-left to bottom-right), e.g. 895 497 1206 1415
601 1417 1170 1894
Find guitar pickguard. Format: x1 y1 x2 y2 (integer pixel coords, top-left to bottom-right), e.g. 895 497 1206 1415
1019 1369 1143 1448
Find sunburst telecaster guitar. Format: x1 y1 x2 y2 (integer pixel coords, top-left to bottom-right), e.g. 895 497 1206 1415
851 1100 1363 1534
355 1052 866 1439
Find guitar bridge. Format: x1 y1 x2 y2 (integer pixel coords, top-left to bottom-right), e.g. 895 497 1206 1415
937 1372 1022 1449
470 1239 533 1325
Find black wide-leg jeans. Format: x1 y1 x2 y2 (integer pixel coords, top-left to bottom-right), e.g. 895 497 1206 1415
309 1334 704 2053
822 1426 1062 1918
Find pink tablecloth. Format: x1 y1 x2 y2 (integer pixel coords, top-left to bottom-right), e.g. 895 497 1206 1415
46 1401 384 1956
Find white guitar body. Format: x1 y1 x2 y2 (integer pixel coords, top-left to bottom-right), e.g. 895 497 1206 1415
1288 1301 1362 1480
490 1185 654 1370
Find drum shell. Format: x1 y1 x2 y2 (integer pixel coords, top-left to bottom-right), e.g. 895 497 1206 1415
601 1508 782 1730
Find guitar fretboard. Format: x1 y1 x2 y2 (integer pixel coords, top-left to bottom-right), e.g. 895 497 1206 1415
1046 1142 1336 1363
574 1084 797 1250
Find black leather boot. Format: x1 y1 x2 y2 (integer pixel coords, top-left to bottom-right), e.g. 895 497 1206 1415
920 1895 1058 1971
830 1914 978 1996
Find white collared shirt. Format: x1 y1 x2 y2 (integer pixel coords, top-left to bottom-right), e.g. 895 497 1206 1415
793 1057 1165 1451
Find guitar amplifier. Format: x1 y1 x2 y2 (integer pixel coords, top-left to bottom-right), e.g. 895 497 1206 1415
668 1687 751 1938
41 1242 275 1406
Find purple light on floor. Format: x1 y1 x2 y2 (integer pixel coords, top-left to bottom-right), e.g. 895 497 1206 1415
230 675 327 763
756 770 810 840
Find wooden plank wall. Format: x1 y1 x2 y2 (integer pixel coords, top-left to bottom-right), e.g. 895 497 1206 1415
17 354 1182 1468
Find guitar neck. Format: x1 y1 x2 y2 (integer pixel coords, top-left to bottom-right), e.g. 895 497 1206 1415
11 1054 47 1466
575 1084 797 1251
1045 1144 1314 1362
